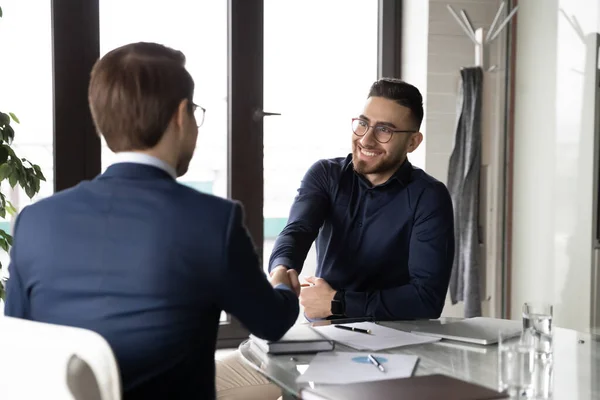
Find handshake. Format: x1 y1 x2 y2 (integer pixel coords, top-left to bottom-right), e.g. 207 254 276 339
269 265 301 297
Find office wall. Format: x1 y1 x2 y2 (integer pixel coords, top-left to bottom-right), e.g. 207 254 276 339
511 0 600 332
402 0 507 318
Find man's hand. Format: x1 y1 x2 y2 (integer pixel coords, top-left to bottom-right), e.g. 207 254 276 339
269 265 292 287
269 265 300 297
287 269 301 296
300 276 336 319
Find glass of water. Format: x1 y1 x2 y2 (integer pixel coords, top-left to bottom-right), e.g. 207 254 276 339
498 332 535 397
522 302 554 398
522 302 553 354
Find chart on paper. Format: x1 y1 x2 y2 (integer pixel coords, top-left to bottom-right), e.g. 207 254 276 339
296 351 419 385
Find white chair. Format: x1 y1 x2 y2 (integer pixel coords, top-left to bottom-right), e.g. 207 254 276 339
0 316 121 400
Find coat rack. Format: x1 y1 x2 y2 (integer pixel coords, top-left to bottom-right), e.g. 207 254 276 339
445 2 518 317
447 1 519 69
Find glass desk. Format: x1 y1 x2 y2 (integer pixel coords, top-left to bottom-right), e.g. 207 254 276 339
239 319 600 399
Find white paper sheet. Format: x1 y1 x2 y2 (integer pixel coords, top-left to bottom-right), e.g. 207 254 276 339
313 322 440 351
296 351 418 384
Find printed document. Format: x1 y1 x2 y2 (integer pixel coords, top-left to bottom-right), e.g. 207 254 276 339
313 322 439 351
296 351 418 384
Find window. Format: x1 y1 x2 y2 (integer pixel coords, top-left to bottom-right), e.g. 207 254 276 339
99 0 228 198
0 1 53 268
262 0 379 277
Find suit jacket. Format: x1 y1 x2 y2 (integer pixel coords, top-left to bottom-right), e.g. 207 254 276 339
4 162 299 399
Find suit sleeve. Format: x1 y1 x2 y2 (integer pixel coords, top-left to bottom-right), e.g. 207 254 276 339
344 182 455 320
268 160 331 273
219 203 299 341
4 208 30 318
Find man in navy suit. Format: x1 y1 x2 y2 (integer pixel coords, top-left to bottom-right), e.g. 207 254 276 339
3 42 300 399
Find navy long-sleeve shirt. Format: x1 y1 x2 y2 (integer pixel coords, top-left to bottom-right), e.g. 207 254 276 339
268 154 455 320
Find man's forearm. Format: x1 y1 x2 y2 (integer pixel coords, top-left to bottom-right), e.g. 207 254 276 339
268 161 331 273
343 283 447 321
268 228 315 273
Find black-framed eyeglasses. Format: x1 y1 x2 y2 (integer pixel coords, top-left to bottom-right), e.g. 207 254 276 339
192 103 206 127
351 118 415 144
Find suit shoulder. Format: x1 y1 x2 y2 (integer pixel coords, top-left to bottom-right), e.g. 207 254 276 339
174 183 239 214
19 183 87 213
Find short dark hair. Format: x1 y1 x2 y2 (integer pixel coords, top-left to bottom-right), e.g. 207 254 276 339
368 78 424 129
88 42 195 152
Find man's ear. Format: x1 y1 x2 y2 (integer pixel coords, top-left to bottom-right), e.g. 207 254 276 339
407 132 424 153
174 98 189 134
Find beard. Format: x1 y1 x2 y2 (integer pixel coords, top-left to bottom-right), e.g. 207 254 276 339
175 150 194 177
352 146 406 177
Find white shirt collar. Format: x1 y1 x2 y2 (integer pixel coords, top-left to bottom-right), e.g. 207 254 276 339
112 152 177 179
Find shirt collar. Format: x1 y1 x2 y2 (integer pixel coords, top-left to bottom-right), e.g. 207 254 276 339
112 152 177 179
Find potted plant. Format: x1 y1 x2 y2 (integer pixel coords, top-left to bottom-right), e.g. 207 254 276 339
0 5 47 301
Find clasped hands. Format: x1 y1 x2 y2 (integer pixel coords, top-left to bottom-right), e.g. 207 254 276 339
269 265 336 319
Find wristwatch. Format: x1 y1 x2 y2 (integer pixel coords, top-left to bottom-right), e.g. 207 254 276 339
330 290 346 316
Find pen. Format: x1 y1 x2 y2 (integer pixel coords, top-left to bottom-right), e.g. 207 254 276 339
367 354 386 373
334 325 372 334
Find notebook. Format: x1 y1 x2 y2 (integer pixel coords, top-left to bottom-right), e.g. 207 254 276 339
250 324 335 354
410 317 522 345
300 374 508 400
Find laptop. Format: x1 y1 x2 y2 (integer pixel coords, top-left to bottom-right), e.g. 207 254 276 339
410 317 522 345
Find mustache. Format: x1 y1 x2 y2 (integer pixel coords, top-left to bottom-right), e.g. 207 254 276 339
356 144 383 151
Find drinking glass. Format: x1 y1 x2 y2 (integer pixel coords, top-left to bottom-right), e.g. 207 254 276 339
521 302 554 398
498 332 535 398
522 302 553 355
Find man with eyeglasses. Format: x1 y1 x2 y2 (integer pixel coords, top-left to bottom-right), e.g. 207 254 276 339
268 78 455 322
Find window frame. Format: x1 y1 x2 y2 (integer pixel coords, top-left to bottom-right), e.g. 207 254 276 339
50 0 401 349
51 0 101 191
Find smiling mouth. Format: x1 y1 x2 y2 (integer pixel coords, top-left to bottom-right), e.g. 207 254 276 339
358 146 383 157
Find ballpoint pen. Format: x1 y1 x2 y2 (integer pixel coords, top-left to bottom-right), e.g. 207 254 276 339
367 354 386 373
334 325 372 334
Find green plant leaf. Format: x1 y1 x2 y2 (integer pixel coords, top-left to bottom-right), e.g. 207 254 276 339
4 145 16 159
0 164 12 181
25 184 35 199
33 164 46 181
5 200 17 216
8 170 18 188
18 169 28 189
2 124 14 143
0 230 14 246
0 237 7 252
8 113 19 124
0 112 9 126
0 6 3 18
0 147 8 164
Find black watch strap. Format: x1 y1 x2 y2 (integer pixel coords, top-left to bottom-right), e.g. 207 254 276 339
331 290 346 316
